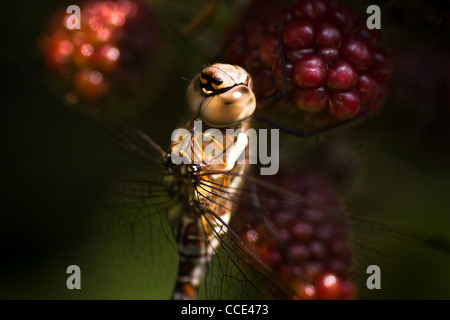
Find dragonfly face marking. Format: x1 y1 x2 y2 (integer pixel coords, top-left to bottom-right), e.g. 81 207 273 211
186 63 256 127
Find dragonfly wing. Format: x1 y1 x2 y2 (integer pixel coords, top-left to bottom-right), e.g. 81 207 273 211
195 168 450 299
2 53 179 298
201 207 294 299
348 215 450 299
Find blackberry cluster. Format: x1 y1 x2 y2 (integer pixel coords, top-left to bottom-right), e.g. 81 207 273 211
42 0 160 100
232 169 354 299
224 0 391 128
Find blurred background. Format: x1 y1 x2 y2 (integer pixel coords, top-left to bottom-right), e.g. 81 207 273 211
1 0 450 299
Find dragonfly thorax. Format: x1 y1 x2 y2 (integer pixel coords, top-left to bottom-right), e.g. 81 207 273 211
166 118 249 203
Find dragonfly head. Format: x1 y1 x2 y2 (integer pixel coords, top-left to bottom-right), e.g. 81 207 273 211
186 63 256 127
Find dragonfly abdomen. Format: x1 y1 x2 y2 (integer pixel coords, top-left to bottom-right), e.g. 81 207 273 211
172 207 212 300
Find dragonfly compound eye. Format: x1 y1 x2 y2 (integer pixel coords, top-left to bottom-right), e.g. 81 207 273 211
186 63 256 127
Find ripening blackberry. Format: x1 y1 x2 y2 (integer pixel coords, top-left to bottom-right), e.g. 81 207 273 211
223 0 392 129
41 0 160 103
231 169 354 300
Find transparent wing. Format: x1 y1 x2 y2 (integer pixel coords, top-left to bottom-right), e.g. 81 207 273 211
2 52 179 298
193 167 450 299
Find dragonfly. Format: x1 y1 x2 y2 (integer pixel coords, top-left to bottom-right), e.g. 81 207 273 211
2 51 450 300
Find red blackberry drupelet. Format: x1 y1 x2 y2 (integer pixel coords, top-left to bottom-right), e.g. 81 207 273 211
42 0 160 102
224 0 392 129
231 169 355 299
